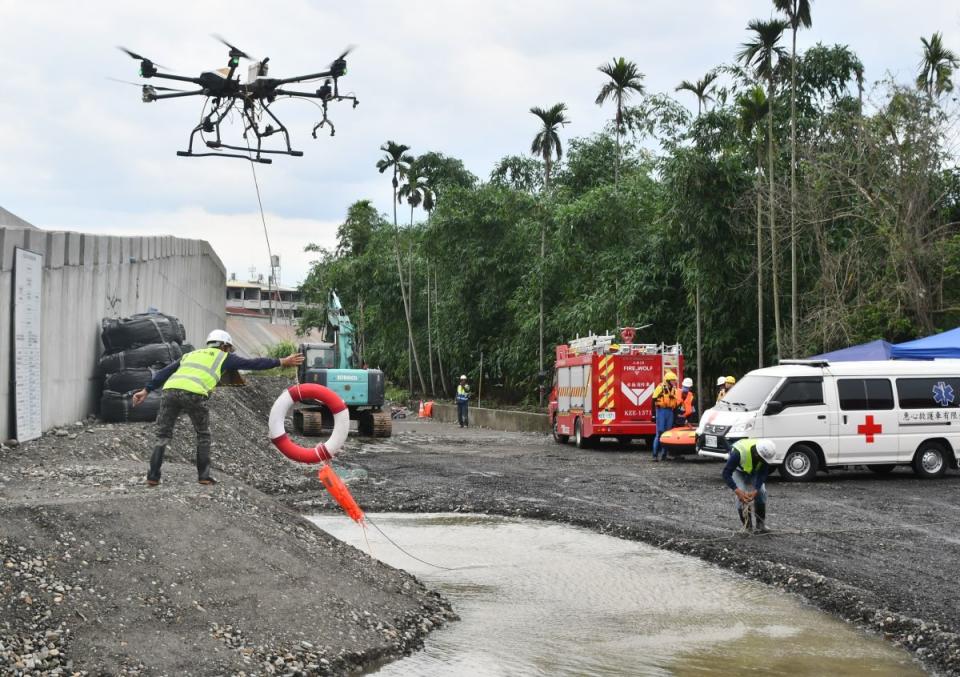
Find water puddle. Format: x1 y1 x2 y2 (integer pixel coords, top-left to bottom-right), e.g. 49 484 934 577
308 513 924 676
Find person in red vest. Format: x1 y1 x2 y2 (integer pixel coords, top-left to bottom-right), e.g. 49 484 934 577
677 377 697 425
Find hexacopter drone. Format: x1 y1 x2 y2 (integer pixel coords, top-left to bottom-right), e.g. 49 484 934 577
116 36 359 163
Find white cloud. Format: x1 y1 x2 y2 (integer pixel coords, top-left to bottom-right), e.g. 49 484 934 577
1 0 959 280
41 207 338 287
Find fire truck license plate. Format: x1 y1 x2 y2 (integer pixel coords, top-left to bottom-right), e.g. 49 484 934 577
705 435 718 448
598 410 615 421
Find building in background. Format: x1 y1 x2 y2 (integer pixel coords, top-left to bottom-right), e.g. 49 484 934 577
226 272 304 324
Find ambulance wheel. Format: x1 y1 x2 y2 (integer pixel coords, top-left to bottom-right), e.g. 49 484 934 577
867 464 896 475
779 444 819 482
553 417 569 444
574 418 592 449
912 442 948 479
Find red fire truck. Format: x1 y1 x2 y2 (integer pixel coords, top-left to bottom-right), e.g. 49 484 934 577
548 328 683 448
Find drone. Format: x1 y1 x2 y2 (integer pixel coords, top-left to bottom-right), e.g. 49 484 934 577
116 36 359 163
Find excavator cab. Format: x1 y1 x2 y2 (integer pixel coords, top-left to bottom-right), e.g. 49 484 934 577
294 341 391 438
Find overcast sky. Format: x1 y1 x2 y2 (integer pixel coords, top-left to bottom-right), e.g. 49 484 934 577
1 1 958 286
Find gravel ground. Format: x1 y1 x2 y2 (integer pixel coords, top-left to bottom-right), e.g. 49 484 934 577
0 378 454 676
5 376 960 675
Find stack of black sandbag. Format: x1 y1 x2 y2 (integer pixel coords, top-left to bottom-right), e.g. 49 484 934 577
98 312 187 422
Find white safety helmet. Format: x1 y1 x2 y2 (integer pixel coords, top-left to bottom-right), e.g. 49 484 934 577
755 439 777 463
682 377 693 388
716 377 725 387
206 329 233 347
459 374 467 380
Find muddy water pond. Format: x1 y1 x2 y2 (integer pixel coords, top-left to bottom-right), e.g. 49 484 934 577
308 513 923 676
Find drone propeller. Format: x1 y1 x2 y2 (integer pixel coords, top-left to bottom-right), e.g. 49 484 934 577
117 46 168 69
106 77 188 92
212 34 255 62
329 45 354 77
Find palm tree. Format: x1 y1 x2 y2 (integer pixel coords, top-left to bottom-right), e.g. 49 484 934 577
529 102 570 404
376 141 426 393
529 103 570 189
916 32 959 99
738 86 770 368
774 0 812 359
675 71 718 116
399 169 435 393
674 69 718 404
595 58 646 184
739 18 788 361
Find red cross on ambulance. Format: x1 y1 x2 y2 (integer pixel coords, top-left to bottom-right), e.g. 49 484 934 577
857 415 882 443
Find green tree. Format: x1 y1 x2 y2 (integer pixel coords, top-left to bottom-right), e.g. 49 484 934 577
595 57 646 184
916 32 959 100
738 86 770 367
739 17 788 360
775 0 813 358
674 70 719 399
490 155 544 193
675 71 718 116
375 141 426 393
529 102 570 401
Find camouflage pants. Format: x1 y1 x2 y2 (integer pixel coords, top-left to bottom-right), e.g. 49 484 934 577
147 389 212 481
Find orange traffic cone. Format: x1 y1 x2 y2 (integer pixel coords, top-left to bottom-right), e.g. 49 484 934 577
418 400 425 417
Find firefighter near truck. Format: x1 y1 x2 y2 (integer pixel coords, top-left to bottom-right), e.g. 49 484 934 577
549 327 684 449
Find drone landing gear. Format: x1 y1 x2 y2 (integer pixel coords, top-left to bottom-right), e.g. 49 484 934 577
207 141 303 157
176 150 272 164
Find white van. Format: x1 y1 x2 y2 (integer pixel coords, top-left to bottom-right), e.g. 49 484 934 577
696 359 960 481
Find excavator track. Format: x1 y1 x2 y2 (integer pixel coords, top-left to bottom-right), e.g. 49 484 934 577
371 410 392 438
301 410 326 437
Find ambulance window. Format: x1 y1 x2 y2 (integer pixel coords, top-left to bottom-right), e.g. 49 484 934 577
774 378 823 407
896 378 960 409
838 379 894 410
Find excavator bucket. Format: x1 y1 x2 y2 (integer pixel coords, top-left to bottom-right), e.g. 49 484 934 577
218 369 247 386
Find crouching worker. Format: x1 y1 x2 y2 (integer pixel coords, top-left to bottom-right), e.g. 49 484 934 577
132 330 304 486
722 438 777 534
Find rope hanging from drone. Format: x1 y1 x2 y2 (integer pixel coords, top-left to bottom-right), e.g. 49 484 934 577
116 36 359 163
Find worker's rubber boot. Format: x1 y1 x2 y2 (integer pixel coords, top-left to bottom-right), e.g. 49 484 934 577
755 503 771 534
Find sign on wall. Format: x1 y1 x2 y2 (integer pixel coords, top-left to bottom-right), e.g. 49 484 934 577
13 247 43 442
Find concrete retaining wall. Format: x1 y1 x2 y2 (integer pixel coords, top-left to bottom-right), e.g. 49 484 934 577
1 226 226 440
430 402 550 434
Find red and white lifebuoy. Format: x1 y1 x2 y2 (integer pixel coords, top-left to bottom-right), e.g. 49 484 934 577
269 383 350 463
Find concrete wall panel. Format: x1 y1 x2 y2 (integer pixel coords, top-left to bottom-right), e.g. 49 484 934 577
1 225 225 440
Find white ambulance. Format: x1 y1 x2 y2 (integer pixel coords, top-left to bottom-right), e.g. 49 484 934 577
696 359 960 481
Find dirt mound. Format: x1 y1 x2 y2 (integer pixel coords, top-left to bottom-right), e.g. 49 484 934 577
0 376 454 675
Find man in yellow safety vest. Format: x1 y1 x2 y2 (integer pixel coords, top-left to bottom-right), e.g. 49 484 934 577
133 329 304 486
722 438 777 533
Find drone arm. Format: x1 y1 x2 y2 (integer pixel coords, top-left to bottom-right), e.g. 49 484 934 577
151 90 208 100
274 88 327 98
151 72 206 86
273 70 333 86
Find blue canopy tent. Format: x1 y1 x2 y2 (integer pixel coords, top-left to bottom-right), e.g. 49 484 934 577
891 327 960 359
809 339 893 362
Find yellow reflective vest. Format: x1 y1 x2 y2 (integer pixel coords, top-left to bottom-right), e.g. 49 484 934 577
163 348 229 396
653 381 679 409
732 438 761 474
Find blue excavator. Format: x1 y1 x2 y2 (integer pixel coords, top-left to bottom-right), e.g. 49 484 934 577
294 291 392 437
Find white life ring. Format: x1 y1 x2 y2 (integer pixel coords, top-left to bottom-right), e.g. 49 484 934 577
268 383 350 463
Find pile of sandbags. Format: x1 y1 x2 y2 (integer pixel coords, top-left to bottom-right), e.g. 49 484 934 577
98 312 188 422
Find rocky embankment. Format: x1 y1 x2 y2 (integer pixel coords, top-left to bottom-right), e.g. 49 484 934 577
0 377 454 676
